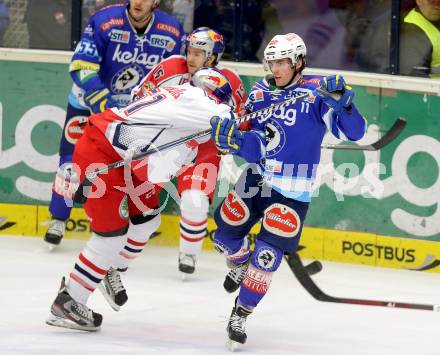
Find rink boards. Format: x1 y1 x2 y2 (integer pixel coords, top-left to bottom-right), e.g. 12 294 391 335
1 202 440 274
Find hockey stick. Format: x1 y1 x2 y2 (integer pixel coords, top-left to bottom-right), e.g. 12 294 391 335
322 117 406 151
285 252 440 312
73 93 311 203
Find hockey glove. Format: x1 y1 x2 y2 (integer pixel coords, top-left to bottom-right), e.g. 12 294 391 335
84 88 118 114
210 114 243 154
314 75 354 114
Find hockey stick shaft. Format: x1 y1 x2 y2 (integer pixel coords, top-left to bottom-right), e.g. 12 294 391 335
321 117 406 151
285 252 439 312
73 93 310 203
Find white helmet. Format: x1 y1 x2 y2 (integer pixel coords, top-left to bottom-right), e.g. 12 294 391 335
263 33 307 68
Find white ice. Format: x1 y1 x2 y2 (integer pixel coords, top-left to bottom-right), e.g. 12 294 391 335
1 235 439 355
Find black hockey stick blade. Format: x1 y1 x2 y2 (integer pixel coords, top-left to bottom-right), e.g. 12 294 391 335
304 260 323 276
285 252 440 312
321 117 407 151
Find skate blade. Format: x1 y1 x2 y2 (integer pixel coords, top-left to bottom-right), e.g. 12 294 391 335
227 339 240 352
97 283 121 312
180 272 189 281
47 244 57 252
46 314 100 332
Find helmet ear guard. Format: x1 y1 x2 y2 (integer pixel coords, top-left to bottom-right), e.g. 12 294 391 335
191 67 234 107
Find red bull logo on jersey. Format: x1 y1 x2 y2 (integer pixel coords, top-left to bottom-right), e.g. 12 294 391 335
263 203 300 238
149 34 176 52
109 29 130 44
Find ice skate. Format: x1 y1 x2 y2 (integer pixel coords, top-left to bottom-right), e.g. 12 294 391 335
44 218 66 248
46 277 102 331
178 253 196 279
223 260 249 293
226 298 252 351
98 267 128 311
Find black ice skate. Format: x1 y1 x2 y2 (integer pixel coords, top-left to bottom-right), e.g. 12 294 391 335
46 277 102 331
227 298 253 351
44 218 66 246
98 267 128 311
178 252 196 275
223 259 249 293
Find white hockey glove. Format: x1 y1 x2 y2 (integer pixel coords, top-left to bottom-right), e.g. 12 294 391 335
147 142 198 183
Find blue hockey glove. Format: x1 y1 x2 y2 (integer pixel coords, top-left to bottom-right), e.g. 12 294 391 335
210 114 243 154
84 88 118 114
314 75 354 114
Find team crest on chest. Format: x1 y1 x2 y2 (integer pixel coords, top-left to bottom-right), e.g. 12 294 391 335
265 120 286 157
111 64 144 93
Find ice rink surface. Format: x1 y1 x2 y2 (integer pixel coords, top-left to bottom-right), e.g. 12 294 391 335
1 235 439 355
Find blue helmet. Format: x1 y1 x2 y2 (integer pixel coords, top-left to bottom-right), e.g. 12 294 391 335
186 27 225 64
191 67 233 106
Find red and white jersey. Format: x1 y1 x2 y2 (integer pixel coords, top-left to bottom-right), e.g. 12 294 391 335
90 83 231 159
132 55 247 115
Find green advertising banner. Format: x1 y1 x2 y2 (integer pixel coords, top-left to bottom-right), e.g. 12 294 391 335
1 60 440 241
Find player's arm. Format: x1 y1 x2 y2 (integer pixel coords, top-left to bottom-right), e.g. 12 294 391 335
69 16 115 113
314 75 367 141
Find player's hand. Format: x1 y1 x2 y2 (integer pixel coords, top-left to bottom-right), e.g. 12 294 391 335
210 113 243 154
84 88 117 114
314 75 354 114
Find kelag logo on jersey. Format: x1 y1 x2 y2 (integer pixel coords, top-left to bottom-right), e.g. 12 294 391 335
112 44 161 69
109 29 130 44
149 34 176 52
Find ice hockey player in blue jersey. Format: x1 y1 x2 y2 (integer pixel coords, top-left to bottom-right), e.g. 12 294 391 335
210 33 367 350
44 0 185 247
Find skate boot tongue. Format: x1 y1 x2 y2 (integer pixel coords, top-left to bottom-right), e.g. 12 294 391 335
98 267 128 311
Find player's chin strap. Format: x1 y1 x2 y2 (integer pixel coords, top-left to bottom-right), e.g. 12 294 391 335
73 93 311 204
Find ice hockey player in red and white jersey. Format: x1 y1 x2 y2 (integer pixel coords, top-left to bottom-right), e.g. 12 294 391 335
132 27 247 277
46 67 234 331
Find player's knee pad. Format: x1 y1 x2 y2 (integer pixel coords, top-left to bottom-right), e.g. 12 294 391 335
180 189 209 221
251 240 283 273
128 213 161 243
83 232 128 267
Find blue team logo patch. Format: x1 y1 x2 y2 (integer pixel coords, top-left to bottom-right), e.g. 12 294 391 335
265 120 286 157
149 34 176 52
109 29 130 44
111 64 144 94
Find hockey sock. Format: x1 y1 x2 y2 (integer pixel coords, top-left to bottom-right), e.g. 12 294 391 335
49 154 74 220
67 232 127 304
179 189 209 255
113 214 161 270
215 237 250 267
238 240 283 308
